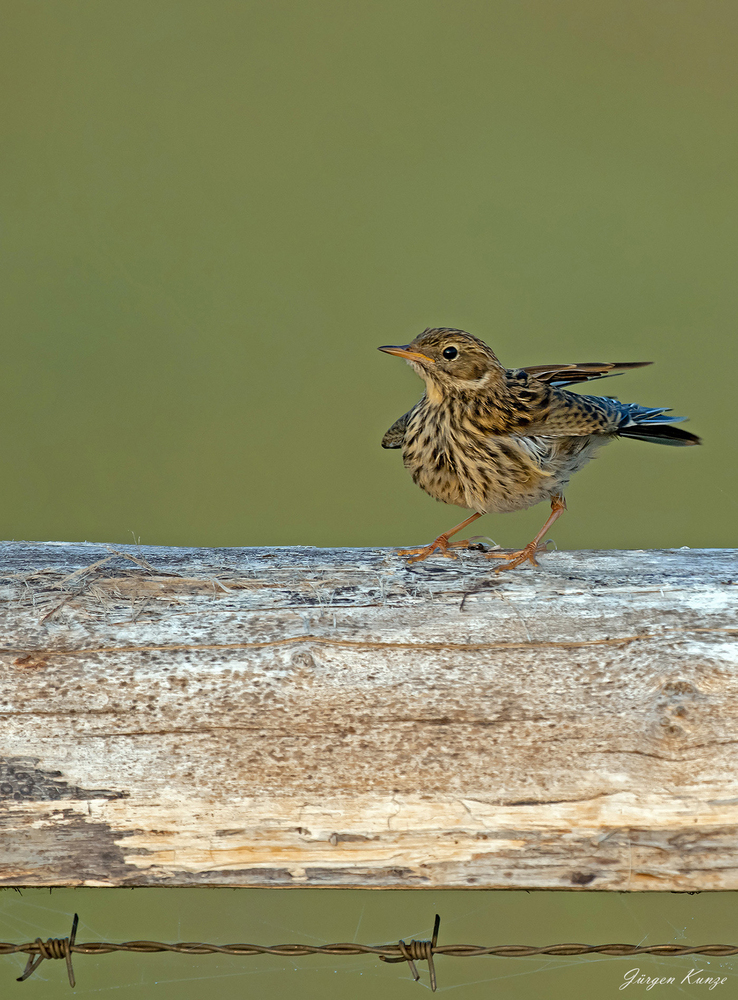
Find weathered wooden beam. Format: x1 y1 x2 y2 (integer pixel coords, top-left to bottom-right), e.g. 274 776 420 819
1 541 736 890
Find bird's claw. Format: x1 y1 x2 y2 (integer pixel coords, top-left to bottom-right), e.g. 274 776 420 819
398 538 471 563
484 541 549 572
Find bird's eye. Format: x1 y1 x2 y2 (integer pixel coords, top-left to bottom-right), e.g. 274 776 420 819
442 346 458 360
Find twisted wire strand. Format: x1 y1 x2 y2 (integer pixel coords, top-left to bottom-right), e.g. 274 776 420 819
3 913 738 992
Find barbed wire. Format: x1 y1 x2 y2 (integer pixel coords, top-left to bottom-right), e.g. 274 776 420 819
2 913 738 991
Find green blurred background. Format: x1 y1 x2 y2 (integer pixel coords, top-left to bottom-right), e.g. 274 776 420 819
2 887 737 998
2 1 737 997
2 0 735 551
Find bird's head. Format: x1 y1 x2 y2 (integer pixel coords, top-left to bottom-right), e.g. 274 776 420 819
379 328 504 398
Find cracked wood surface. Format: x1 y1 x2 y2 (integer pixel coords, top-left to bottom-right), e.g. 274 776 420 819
1 541 737 890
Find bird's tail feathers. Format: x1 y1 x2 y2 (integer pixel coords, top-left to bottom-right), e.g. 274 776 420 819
617 404 701 446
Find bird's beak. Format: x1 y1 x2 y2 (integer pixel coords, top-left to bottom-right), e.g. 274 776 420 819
378 345 435 364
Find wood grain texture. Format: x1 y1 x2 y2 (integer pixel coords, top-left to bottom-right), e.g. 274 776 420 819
1 541 737 890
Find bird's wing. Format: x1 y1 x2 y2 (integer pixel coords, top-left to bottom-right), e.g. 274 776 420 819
487 376 623 437
520 389 621 436
505 389 689 439
381 408 413 448
521 361 651 387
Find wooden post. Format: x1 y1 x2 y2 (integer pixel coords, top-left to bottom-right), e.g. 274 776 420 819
1 541 736 890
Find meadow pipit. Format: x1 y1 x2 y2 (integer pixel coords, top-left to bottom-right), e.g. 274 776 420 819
380 328 700 570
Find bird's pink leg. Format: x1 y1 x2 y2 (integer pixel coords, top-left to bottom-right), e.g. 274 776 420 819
398 512 483 563
485 495 567 572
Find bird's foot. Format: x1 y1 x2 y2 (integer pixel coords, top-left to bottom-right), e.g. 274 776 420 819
484 540 550 572
398 536 472 563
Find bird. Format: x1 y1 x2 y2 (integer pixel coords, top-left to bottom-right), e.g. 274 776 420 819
379 328 701 570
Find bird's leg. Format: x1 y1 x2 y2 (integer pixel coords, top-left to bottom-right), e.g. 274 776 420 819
398 512 483 563
485 495 567 572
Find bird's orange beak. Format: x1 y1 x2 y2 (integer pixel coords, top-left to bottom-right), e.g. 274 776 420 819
378 345 435 364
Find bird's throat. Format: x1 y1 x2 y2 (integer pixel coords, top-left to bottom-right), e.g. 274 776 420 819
422 379 446 405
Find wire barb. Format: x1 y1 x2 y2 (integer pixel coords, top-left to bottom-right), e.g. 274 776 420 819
16 912 78 988
379 913 440 990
